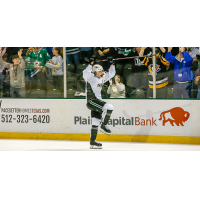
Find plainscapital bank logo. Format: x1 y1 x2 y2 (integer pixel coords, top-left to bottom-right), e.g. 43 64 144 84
74 107 190 127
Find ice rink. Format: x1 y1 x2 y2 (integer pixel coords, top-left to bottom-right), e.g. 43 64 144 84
0 139 200 151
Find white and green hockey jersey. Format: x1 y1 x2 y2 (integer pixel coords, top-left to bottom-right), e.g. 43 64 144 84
83 64 116 102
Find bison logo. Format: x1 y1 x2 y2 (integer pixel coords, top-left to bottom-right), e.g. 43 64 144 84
159 107 190 126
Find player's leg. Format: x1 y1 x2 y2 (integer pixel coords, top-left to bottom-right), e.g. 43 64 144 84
90 112 102 149
87 99 113 135
100 103 114 135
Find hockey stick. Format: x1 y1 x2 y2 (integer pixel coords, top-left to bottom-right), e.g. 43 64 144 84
84 54 153 63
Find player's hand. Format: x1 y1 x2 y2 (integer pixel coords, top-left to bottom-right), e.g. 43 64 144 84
168 47 173 52
89 57 95 65
107 57 115 64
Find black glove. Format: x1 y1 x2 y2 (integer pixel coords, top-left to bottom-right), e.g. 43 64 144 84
84 57 96 65
107 57 116 65
89 57 95 65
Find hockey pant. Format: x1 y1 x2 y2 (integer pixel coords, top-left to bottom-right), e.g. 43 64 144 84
86 99 113 140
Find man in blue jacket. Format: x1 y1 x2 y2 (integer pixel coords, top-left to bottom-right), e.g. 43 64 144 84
165 47 193 98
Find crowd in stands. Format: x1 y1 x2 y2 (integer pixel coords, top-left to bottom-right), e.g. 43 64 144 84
0 47 200 99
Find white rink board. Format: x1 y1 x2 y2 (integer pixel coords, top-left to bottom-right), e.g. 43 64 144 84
0 99 199 137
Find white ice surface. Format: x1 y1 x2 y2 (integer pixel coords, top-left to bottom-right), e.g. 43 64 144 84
0 139 200 151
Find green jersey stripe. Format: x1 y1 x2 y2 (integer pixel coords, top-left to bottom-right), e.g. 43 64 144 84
89 101 103 109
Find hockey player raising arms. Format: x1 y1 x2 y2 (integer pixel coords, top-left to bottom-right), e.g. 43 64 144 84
83 58 116 149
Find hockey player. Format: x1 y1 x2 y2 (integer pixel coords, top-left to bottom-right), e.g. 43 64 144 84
83 58 116 149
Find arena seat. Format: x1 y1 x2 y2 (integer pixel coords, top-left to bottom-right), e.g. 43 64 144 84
115 63 123 76
66 63 75 73
76 64 87 78
123 64 132 81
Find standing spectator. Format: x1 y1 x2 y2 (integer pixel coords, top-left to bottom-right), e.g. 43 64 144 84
96 47 116 71
66 47 80 71
0 63 3 90
0 49 25 97
130 47 152 92
165 47 193 98
114 47 135 65
80 47 93 64
26 47 34 56
41 47 53 58
26 47 51 97
107 75 126 98
142 48 169 98
194 68 200 98
46 47 63 93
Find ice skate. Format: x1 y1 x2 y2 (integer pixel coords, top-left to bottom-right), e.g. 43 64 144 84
100 123 111 136
90 139 102 149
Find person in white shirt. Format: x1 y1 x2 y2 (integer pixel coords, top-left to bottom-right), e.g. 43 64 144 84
107 75 126 98
46 47 63 93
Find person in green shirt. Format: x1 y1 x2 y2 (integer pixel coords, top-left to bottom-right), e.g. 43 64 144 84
26 47 51 97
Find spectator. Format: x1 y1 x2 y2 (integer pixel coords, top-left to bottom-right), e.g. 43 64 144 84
26 47 51 97
41 47 53 58
194 68 200 98
80 48 93 64
0 63 3 90
107 75 126 98
66 47 80 70
26 47 34 56
46 47 63 92
142 48 169 98
115 47 135 65
165 47 193 98
0 49 25 97
96 47 116 71
129 47 152 96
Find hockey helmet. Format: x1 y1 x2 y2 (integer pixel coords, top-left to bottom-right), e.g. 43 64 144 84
92 64 104 74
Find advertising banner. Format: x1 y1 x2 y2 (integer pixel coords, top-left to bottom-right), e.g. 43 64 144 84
0 99 199 137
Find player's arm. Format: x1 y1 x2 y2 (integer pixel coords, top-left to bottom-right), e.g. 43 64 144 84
103 64 116 82
83 60 94 82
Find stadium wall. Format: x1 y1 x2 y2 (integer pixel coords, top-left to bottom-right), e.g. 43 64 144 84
0 99 200 145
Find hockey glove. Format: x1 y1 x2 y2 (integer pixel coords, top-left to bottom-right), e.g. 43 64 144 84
107 57 116 65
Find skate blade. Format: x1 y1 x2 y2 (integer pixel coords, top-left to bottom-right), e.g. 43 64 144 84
100 129 110 136
90 145 102 149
